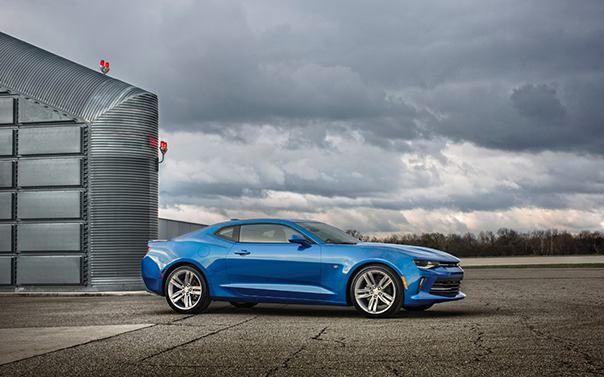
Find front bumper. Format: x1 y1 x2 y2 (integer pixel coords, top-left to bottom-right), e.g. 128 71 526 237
404 266 465 307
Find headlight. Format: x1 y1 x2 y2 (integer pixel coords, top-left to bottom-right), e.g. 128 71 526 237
414 260 440 269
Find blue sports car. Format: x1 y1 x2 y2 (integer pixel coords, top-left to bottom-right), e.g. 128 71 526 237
142 219 465 318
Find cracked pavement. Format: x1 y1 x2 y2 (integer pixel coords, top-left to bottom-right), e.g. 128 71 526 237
0 268 603 376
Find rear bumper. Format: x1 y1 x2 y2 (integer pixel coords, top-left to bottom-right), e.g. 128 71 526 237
141 255 163 296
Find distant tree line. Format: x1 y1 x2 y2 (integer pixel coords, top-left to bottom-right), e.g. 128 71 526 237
345 229 604 257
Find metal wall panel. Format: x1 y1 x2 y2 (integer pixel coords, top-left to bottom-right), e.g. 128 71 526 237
0 129 13 155
19 126 81 155
0 161 13 187
18 191 80 219
18 158 80 187
89 93 158 288
17 256 81 284
17 223 81 251
0 225 11 252
0 257 12 284
18 98 73 123
0 97 12 124
0 192 13 220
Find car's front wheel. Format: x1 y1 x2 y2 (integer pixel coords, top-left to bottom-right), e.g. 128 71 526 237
350 264 403 318
164 265 211 314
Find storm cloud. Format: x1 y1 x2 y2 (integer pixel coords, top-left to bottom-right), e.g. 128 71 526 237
2 0 604 233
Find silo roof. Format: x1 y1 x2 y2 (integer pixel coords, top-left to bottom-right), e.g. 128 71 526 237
0 32 154 123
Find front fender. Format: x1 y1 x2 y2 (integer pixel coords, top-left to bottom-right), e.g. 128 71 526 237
345 255 419 298
321 245 418 304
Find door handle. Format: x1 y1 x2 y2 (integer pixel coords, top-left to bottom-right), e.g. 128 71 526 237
234 250 250 256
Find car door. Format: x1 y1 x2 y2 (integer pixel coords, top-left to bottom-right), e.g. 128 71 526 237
225 223 326 300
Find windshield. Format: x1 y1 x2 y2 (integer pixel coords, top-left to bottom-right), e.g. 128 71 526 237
296 221 359 244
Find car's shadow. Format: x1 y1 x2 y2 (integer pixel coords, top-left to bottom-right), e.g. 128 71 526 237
198 303 498 319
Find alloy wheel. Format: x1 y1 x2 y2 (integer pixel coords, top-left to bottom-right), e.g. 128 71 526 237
353 268 397 315
167 269 203 311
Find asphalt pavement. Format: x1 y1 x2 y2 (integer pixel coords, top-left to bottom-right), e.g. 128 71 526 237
0 268 603 377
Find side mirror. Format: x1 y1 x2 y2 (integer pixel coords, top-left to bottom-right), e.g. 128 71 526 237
288 234 308 245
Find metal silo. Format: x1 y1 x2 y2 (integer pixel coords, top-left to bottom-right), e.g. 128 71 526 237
0 32 158 290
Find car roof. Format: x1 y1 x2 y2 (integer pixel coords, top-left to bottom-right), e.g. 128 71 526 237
197 219 331 239
214 218 315 227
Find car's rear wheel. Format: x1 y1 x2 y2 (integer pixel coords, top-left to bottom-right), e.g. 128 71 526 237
165 265 211 314
403 304 433 311
350 264 403 318
229 302 258 308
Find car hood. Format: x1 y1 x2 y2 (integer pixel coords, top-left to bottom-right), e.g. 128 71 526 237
357 242 460 263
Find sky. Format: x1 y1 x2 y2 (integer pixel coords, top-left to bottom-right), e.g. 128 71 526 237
2 0 604 234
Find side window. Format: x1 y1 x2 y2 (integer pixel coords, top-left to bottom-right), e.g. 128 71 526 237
239 224 304 244
215 226 238 242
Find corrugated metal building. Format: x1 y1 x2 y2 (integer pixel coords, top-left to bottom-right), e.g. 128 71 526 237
0 32 160 290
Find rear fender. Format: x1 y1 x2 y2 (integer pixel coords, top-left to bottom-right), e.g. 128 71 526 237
142 240 211 295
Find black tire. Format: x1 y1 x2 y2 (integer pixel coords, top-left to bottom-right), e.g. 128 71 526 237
164 265 211 314
349 264 404 318
229 302 258 308
403 304 433 312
